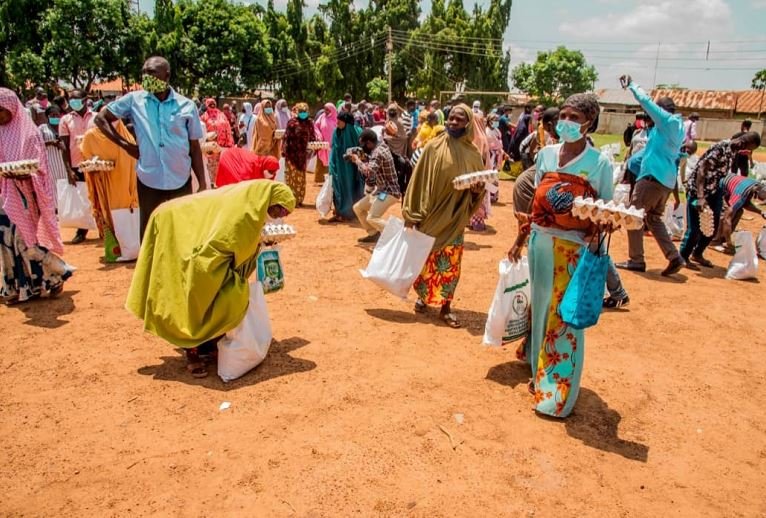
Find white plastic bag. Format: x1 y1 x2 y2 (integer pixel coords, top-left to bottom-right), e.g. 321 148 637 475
483 258 531 346
757 227 766 260
316 174 333 219
726 231 759 280
111 208 141 261
306 155 317 173
359 216 436 299
275 157 286 183
217 281 273 382
613 183 631 206
664 202 686 241
56 180 97 229
612 163 624 185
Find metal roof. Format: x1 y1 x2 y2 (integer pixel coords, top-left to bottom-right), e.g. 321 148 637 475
596 88 640 106
650 89 737 111
734 90 766 115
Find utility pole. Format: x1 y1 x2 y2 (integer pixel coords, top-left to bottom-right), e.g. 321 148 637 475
386 26 393 104
652 42 661 89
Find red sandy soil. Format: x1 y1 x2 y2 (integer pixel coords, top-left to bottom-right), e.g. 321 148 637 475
1 179 765 517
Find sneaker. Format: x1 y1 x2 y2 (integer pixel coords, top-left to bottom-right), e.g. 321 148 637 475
603 296 630 309
358 232 381 244
661 257 686 277
615 261 646 273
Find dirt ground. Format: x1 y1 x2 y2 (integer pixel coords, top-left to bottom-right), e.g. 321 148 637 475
2 178 766 518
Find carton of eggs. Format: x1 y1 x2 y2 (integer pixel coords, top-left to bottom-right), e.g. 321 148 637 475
307 141 330 151
572 196 645 230
700 206 715 238
260 223 297 244
0 159 39 178
201 141 221 155
274 129 286 140
452 170 500 190
79 157 115 173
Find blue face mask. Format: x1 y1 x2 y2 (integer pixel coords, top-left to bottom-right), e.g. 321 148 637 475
447 127 466 139
491 121 500 129
264 107 274 115
48 117 60 125
69 98 84 112
556 119 586 143
298 112 308 120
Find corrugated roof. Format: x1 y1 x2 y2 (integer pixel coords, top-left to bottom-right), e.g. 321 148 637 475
596 88 639 106
734 90 766 115
650 89 736 111
91 78 140 92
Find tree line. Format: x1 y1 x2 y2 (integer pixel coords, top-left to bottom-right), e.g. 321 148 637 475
0 0 514 104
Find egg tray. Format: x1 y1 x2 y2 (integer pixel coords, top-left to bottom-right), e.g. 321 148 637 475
0 159 40 178
260 224 297 244
452 170 500 191
79 158 115 173
571 197 646 231
307 141 330 151
274 129 286 140
700 206 716 238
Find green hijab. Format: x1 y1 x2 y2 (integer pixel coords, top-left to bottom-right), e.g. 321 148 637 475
402 104 484 250
126 180 296 348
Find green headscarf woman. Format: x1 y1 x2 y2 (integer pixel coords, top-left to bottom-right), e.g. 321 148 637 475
327 111 363 222
402 104 486 328
126 180 296 377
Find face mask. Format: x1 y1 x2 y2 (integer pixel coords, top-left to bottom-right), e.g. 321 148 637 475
679 152 689 159
265 108 274 115
298 112 308 120
69 99 84 111
388 111 397 118
447 127 466 139
491 121 500 129
141 74 168 94
282 107 289 114
556 119 586 143
49 117 60 125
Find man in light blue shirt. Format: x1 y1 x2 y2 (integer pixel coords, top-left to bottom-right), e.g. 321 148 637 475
95 56 206 240
615 75 686 277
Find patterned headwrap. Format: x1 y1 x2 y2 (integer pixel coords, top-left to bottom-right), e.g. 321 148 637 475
0 87 62 254
294 102 309 113
561 93 600 122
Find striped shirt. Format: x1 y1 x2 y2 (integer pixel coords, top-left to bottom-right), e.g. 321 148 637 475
720 173 759 213
39 124 69 205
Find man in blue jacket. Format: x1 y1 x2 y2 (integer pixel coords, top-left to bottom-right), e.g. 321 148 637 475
616 75 686 277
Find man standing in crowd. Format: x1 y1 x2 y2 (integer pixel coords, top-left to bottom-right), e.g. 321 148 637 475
682 132 762 269
95 56 206 241
732 120 755 177
401 99 418 156
352 129 401 244
59 88 95 244
683 112 699 145
616 75 686 276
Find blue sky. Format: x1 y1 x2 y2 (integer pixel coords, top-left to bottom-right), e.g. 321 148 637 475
137 0 766 91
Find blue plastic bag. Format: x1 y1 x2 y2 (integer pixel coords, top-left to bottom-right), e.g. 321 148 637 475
559 234 609 330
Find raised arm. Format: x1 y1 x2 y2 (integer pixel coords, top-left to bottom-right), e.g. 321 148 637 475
95 108 139 159
621 75 674 129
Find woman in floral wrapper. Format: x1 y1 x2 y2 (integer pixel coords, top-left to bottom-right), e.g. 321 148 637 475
283 102 314 206
524 93 613 418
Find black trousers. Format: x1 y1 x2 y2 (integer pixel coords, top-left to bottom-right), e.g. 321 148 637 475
137 177 193 242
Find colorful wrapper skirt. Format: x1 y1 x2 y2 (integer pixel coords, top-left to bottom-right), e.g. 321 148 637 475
284 162 306 206
413 235 464 306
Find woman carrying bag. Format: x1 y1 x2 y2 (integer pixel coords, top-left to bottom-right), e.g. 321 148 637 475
524 93 614 418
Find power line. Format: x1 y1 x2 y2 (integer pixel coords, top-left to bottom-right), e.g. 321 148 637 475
271 34 386 75
272 38 388 81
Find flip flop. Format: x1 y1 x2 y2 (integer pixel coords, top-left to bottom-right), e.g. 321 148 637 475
414 300 427 314
186 362 209 379
441 312 461 329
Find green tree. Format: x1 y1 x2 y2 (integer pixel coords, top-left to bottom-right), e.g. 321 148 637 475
366 77 388 102
512 46 598 106
753 69 766 119
173 0 271 96
4 50 47 91
0 0 49 89
41 0 136 90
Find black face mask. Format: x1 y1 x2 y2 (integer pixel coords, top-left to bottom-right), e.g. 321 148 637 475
388 111 397 118
447 127 466 139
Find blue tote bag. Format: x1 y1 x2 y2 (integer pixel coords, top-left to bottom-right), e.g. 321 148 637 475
559 233 610 330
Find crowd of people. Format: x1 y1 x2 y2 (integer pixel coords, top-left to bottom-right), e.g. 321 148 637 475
1 55 763 417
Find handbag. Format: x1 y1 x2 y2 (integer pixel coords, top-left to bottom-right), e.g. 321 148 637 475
559 233 610 330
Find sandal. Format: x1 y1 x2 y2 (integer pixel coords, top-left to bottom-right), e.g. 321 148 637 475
527 379 535 395
692 255 713 268
186 361 209 378
440 312 461 329
414 300 427 314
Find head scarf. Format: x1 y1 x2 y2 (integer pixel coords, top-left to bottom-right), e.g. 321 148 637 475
284 104 314 171
337 111 355 127
216 148 281 186
402 103 484 250
471 109 490 167
254 100 276 155
561 93 600 124
0 87 62 255
243 102 253 117
126 180 296 348
329 120 364 219
314 103 337 166
202 98 233 148
275 99 290 130
294 102 309 113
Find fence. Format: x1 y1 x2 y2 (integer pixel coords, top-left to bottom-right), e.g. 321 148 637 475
596 112 764 142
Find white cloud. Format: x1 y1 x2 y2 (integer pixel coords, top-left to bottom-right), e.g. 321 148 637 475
752 0 766 8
